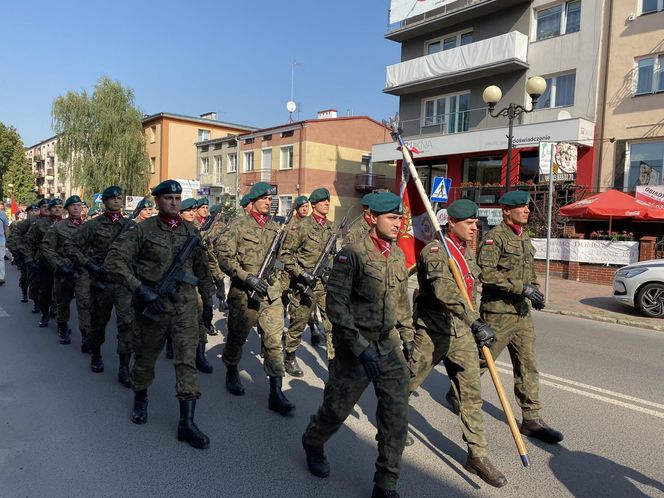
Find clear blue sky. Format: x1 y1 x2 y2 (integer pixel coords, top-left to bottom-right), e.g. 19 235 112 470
0 0 399 147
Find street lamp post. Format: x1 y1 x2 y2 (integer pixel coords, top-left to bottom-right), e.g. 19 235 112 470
482 76 547 192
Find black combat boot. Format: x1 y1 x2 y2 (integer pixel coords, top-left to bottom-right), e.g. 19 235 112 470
21 290 28 303
520 418 564 444
371 485 400 498
90 347 104 373
57 322 71 345
80 330 90 354
165 335 174 359
118 353 132 388
177 400 210 449
446 387 460 415
309 322 325 347
31 302 40 313
302 434 330 478
268 376 295 416
225 365 245 396
464 456 508 488
404 425 414 447
38 313 49 328
207 324 219 336
195 342 213 374
49 304 57 318
131 389 148 424
284 351 304 377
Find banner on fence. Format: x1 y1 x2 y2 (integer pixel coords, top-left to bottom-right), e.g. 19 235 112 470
531 238 638 265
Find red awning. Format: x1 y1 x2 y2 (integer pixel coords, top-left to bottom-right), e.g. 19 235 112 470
559 189 664 220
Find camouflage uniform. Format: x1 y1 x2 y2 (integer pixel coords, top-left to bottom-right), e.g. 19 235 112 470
104 216 214 399
63 214 134 354
191 217 209 345
303 236 413 491
23 216 57 318
41 218 91 333
409 239 489 457
6 217 37 299
280 214 334 357
342 214 372 247
217 214 286 377
477 221 541 421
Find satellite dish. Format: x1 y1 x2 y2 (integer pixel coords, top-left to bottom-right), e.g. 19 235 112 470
286 101 297 113
557 110 571 120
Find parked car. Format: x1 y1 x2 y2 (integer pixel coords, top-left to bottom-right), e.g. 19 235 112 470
613 259 664 318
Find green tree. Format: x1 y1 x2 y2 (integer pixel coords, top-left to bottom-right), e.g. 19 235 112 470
0 123 37 203
52 76 150 198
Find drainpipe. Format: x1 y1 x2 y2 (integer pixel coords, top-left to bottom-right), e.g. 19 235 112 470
595 0 613 191
235 135 241 211
297 122 305 195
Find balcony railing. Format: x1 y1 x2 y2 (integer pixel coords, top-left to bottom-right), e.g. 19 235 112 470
397 107 498 138
355 173 386 192
242 169 274 186
384 31 528 95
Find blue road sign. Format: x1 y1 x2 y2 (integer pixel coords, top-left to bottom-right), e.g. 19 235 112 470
430 177 452 203
93 193 103 204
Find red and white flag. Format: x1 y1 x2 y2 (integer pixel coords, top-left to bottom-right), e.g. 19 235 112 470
10 194 19 216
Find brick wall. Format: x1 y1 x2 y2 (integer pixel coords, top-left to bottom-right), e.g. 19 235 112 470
533 260 619 285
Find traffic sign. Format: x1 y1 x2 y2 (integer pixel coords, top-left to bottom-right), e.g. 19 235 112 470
430 177 451 203
93 193 103 204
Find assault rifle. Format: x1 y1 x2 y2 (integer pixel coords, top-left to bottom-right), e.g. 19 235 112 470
248 207 296 303
142 211 219 322
303 215 350 297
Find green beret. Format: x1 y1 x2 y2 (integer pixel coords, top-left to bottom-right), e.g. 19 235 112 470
138 198 154 209
196 197 209 206
180 198 198 211
447 199 478 220
294 195 309 208
361 192 377 207
48 198 63 208
102 186 122 199
151 180 182 197
239 194 251 207
64 195 82 208
248 182 276 201
369 192 402 215
498 190 531 206
27 204 39 211
309 188 330 204
209 204 222 215
38 199 49 207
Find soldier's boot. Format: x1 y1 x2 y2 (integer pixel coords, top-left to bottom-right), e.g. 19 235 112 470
90 347 104 373
302 434 330 478
520 418 564 444
446 387 460 415
177 400 210 450
268 376 295 416
21 291 28 303
464 456 508 488
118 353 132 388
131 389 148 424
310 323 325 347
31 302 40 313
371 485 400 498
80 330 90 354
284 351 304 377
195 342 214 374
404 426 414 447
49 304 57 318
225 365 245 396
57 322 71 345
207 324 219 336
165 336 174 360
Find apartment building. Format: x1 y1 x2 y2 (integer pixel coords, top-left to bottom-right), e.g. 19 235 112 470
25 135 74 199
595 0 664 191
373 0 606 203
195 134 240 205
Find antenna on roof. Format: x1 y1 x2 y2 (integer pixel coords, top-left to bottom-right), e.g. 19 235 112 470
287 60 300 123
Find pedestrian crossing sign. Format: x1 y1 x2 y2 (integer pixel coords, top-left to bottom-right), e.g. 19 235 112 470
430 177 451 203
93 193 103 204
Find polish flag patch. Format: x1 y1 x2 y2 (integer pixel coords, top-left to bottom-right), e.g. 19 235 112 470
430 246 439 253
337 255 348 263
485 240 494 245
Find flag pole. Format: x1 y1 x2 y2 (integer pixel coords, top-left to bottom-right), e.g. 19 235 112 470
385 115 530 467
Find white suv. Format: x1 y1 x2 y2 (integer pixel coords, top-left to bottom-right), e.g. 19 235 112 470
613 259 664 318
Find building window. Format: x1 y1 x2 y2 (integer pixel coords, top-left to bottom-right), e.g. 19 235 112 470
281 130 294 138
243 151 254 172
626 141 664 190
262 149 273 173
214 155 222 183
463 156 502 185
201 156 209 175
280 146 294 170
536 72 576 109
279 195 293 216
228 153 237 173
535 1 581 41
262 134 272 141
361 154 371 173
149 126 156 143
642 0 664 14
422 91 471 133
150 157 156 175
244 138 254 145
634 54 664 95
198 129 210 142
519 150 540 183
213 143 222 150
426 30 473 55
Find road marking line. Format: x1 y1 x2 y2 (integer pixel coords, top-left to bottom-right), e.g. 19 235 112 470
495 360 664 410
0 306 7 317
494 366 664 419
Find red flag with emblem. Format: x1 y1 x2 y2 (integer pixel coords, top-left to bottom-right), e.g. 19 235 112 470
10 194 19 216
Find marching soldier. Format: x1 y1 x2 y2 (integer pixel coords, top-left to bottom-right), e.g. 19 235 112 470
476 190 563 444
24 199 50 313
6 203 39 303
63 186 135 385
136 198 154 222
281 188 334 377
104 180 214 449
196 197 209 225
202 203 227 317
342 192 376 246
216 182 295 416
302 192 413 498
41 195 91 347
406 199 506 487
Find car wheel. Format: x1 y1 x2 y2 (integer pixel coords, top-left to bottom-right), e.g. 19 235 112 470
636 283 664 318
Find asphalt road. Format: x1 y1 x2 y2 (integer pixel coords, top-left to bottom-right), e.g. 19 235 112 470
0 264 663 498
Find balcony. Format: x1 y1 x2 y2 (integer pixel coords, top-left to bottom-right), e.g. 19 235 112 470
242 169 274 186
386 0 529 42
384 31 528 96
33 150 43 161
355 173 386 192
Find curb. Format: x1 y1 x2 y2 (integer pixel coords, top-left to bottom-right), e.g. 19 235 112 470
541 307 664 332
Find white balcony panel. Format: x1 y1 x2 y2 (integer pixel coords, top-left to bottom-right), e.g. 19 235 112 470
385 31 528 94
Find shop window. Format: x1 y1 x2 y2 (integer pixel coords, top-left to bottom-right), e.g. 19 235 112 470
626 141 664 190
519 151 540 183
462 156 502 203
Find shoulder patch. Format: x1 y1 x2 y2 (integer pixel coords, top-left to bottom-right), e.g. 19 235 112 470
430 246 439 253
485 240 493 245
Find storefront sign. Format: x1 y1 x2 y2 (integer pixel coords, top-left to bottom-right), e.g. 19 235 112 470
531 238 638 265
636 185 664 209
478 208 503 225
539 142 577 182
174 179 201 200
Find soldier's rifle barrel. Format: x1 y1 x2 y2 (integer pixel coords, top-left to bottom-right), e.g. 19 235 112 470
304 215 350 297
386 115 530 468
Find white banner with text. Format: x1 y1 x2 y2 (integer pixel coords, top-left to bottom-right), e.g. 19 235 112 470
531 238 639 265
